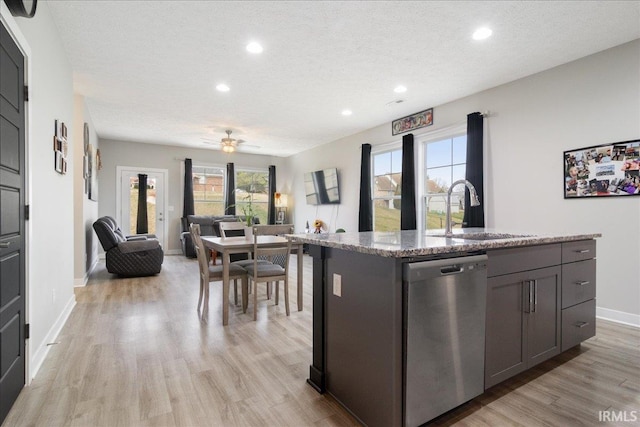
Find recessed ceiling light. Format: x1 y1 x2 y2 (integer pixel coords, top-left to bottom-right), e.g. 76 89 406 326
246 42 263 54
472 27 492 40
342 110 352 116
394 85 407 93
216 83 230 92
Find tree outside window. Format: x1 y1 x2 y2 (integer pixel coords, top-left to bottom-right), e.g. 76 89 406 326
236 170 269 224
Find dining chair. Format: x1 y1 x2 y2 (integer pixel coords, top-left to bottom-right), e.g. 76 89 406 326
245 225 294 320
218 221 270 270
189 223 249 314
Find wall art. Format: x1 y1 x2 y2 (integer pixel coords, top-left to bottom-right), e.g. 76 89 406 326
392 108 433 136
564 139 640 198
53 120 68 175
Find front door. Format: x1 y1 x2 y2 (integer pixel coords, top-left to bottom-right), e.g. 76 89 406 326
118 168 166 248
0 22 27 423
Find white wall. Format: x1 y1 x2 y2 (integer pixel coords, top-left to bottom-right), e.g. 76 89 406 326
73 95 99 285
7 3 77 378
98 139 286 253
284 40 640 322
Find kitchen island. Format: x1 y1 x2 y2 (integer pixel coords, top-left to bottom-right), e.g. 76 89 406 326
288 228 600 427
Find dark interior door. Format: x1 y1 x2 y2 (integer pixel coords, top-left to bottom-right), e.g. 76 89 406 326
0 21 27 423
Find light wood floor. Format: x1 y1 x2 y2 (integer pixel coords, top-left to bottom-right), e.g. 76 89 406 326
4 255 639 426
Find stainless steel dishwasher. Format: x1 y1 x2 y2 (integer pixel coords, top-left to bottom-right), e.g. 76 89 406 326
403 254 488 427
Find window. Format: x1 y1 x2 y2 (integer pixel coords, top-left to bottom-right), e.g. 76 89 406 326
372 149 402 231
424 135 467 230
192 166 225 215
236 169 269 224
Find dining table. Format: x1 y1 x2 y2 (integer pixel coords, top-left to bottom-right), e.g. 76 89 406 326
201 235 305 325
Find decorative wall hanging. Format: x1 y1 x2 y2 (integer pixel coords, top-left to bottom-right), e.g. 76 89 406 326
53 120 68 175
564 139 640 198
392 108 433 136
87 143 98 201
83 123 90 193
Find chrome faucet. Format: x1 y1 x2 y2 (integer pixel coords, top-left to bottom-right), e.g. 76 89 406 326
445 179 481 237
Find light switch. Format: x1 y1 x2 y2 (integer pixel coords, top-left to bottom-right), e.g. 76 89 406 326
333 273 342 297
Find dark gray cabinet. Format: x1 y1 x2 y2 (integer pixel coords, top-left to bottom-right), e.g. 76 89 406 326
485 263 561 389
561 240 596 351
485 240 597 389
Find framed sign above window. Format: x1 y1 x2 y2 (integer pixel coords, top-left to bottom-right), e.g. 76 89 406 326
392 108 433 136
564 139 640 198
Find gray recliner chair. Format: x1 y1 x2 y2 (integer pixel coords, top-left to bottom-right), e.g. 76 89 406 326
93 216 164 276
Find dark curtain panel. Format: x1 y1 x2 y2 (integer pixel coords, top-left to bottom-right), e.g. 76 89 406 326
401 134 417 230
225 163 236 215
358 144 373 232
183 158 195 218
463 112 485 228
136 174 149 234
267 165 276 224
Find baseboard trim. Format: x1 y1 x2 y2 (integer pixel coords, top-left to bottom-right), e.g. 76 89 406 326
596 306 640 328
29 294 76 381
73 257 99 287
165 249 183 256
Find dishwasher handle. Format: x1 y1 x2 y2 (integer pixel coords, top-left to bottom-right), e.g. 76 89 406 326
440 265 464 275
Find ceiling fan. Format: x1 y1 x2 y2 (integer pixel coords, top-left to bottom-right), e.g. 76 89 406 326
201 129 255 153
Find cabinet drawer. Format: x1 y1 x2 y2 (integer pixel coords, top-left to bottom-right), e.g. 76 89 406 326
562 240 596 263
562 259 596 309
487 244 561 277
562 299 596 351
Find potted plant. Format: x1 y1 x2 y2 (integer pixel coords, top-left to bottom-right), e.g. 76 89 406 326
238 194 257 227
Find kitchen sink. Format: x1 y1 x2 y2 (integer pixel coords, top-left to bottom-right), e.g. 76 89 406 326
427 232 532 240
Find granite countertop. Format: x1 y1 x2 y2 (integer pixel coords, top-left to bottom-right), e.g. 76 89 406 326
287 228 601 258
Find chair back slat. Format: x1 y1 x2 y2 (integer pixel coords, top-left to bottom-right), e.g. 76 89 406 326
219 221 247 239
252 224 294 237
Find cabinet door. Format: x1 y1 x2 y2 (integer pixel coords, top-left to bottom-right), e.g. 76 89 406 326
527 266 562 367
485 271 529 389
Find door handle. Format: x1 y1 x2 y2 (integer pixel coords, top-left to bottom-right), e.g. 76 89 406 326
524 281 532 313
575 321 590 328
0 242 10 248
533 280 538 313
575 280 590 286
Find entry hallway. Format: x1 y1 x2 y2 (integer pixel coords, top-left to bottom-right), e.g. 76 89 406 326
4 255 639 426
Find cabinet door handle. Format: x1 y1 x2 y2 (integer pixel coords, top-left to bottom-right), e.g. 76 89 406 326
0 242 9 248
575 249 590 254
524 281 533 313
575 281 590 286
575 321 590 328
533 280 538 313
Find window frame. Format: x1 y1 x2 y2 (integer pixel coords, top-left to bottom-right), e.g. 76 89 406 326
420 129 468 231
191 163 226 216
235 167 270 224
371 145 403 232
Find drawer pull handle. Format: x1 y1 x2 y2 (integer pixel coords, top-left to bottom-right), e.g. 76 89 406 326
575 249 590 254
575 281 590 286
0 242 9 248
575 321 590 328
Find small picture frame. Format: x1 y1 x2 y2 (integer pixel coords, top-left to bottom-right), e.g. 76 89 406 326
392 108 433 136
54 150 63 174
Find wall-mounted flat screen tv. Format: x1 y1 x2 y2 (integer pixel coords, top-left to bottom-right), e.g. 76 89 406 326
305 168 340 205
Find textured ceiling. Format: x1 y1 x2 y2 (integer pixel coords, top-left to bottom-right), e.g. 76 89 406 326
47 1 640 157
